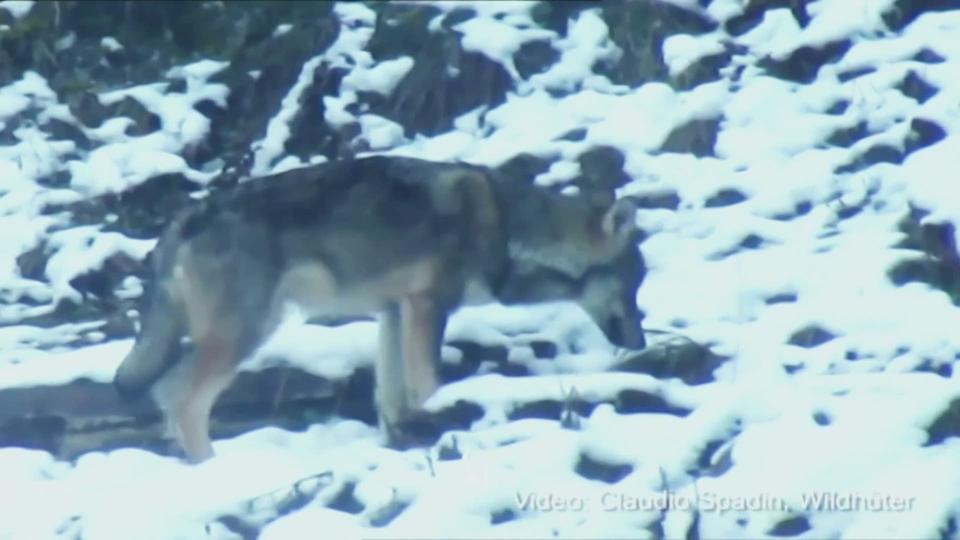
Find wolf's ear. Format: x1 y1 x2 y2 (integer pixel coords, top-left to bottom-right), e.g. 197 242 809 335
601 198 638 240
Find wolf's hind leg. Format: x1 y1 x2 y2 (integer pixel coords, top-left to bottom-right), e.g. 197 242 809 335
170 336 237 463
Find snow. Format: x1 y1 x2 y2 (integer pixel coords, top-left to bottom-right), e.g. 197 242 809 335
273 23 293 39
785 0 897 58
343 56 415 97
44 226 155 304
1 0 960 538
357 114 406 150
534 159 581 186
250 55 327 176
66 60 229 195
100 36 123 52
245 317 378 380
0 71 56 121
254 3 404 174
527 10 621 93
663 32 726 77
0 0 33 20
455 13 555 82
0 338 129 388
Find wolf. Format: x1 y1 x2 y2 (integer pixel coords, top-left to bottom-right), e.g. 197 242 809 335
113 155 646 462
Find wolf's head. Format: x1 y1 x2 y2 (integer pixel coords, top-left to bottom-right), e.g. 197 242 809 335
572 197 646 350
497 193 646 350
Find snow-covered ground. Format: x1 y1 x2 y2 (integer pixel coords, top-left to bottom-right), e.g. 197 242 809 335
2 0 960 538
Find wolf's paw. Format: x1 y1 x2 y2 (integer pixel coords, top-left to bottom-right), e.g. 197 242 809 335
381 409 444 449
380 400 484 450
406 373 439 412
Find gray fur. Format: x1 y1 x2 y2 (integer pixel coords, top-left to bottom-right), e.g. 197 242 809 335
113 156 646 462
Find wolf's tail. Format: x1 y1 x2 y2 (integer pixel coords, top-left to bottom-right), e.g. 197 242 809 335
114 213 194 398
114 282 186 399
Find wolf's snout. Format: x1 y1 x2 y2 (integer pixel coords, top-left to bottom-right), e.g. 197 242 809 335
605 313 646 350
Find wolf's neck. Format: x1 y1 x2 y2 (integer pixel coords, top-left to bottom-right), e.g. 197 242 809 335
494 178 596 277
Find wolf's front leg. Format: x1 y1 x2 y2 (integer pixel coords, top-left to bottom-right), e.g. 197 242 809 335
376 296 447 443
399 294 447 409
376 301 406 433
